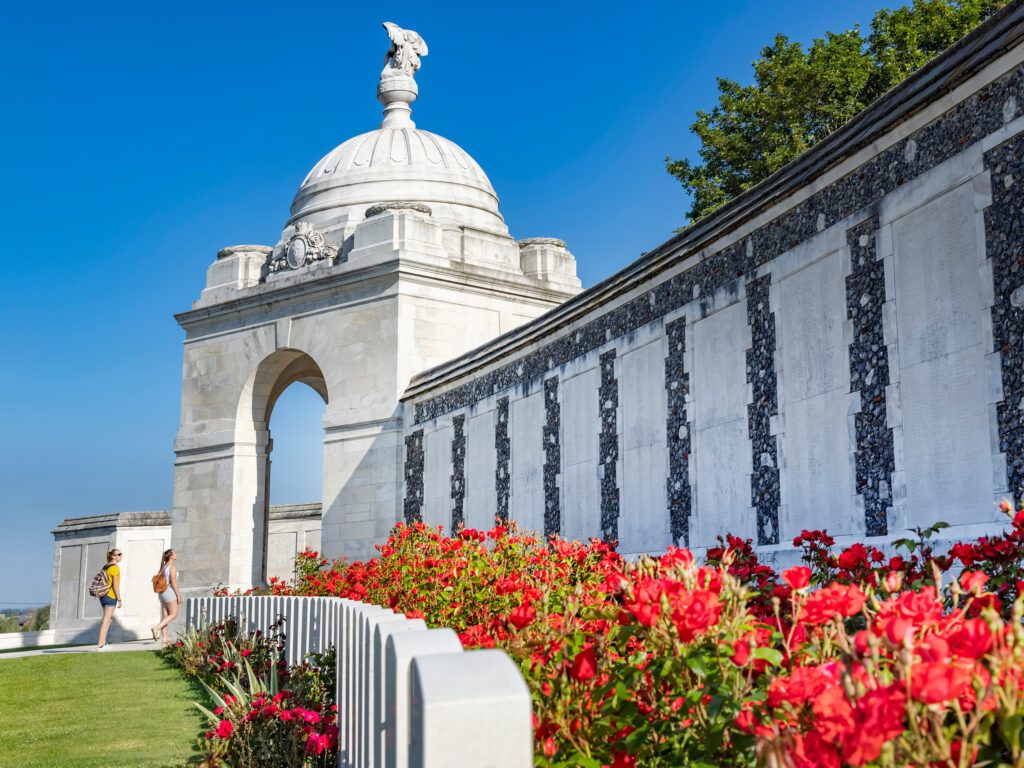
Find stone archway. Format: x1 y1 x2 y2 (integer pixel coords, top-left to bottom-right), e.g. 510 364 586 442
235 349 328 585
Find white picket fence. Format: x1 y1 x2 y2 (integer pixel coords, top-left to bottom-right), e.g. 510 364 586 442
185 596 532 768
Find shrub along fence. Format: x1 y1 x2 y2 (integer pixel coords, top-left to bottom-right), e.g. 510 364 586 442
185 595 532 768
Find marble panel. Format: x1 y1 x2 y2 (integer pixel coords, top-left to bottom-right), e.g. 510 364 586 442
892 184 985 368
620 340 671 556
422 422 454 529
56 545 82 621
510 389 545 536
900 347 992 524
268 531 299 583
466 408 498 531
561 367 600 543
691 300 754 546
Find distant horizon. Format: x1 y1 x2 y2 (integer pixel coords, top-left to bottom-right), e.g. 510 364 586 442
1 0 891 605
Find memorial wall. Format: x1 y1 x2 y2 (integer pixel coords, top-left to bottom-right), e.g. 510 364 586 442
399 7 1024 564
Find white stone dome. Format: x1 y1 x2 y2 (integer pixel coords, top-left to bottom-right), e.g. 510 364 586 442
285 125 507 238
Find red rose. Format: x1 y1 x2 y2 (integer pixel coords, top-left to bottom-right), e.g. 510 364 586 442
731 639 751 666
543 737 556 757
215 720 233 739
782 566 811 591
569 646 597 681
949 618 994 660
734 709 754 733
884 617 913 648
909 662 972 704
508 602 536 630
960 570 988 594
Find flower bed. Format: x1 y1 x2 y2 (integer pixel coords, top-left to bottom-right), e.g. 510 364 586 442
243 501 1024 767
163 615 338 768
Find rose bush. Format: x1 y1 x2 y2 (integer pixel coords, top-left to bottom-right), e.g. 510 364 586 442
236 500 1024 767
164 616 338 768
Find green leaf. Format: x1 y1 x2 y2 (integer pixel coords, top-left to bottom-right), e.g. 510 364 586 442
192 701 219 723
753 647 783 666
1001 713 1023 751
685 653 709 677
707 694 725 720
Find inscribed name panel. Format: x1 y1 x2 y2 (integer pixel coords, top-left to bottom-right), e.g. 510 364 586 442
510 390 545 536
561 368 600 543
691 300 753 546
692 418 755 546
892 184 985 368
692 299 748 429
83 543 110 619
620 341 671 556
778 251 849 403
776 251 857 535
57 545 82 620
466 409 498 531
268 531 299 583
122 538 166 607
900 347 993 524
422 422 454 529
780 389 859 535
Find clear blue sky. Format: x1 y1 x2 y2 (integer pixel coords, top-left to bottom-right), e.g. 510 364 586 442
0 0 889 606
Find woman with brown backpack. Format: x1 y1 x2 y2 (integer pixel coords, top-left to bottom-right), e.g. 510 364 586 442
150 548 181 643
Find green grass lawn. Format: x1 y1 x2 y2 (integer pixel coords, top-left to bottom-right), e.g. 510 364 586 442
0 651 208 768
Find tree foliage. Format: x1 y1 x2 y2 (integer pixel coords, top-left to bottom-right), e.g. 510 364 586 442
667 0 1010 223
25 605 50 632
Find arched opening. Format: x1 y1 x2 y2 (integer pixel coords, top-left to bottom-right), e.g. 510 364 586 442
236 349 328 585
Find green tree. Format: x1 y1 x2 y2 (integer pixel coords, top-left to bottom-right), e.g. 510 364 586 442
0 615 20 633
25 605 50 632
667 0 1010 223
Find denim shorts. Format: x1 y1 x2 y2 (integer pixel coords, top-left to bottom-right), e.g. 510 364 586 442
99 595 117 608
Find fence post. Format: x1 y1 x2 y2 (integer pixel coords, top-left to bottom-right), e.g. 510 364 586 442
362 615 423 768
409 650 532 768
339 603 384 768
383 628 462 768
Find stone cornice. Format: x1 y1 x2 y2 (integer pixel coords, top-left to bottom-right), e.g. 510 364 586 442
176 253 576 330
175 261 400 329
52 510 172 534
52 504 322 535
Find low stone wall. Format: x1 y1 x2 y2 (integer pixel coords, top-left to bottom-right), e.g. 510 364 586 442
400 5 1024 562
0 630 58 651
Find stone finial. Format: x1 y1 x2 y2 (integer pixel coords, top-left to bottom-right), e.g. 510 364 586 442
378 22 428 129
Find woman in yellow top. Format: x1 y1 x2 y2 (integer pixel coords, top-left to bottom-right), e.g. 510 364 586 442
96 549 123 650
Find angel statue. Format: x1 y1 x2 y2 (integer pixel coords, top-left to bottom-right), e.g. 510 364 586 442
380 22 428 81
